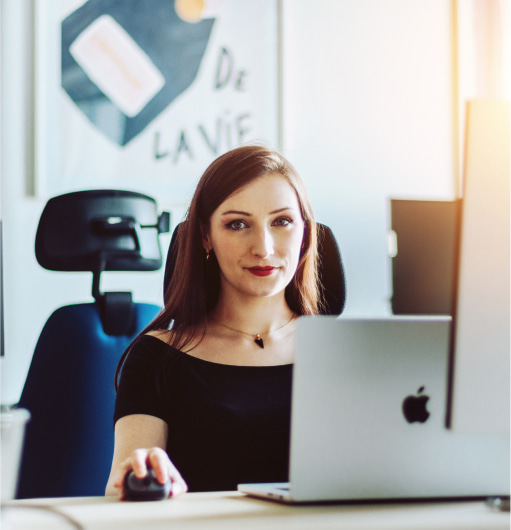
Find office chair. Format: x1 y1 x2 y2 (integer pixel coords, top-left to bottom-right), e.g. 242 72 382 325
163 222 346 315
17 190 169 498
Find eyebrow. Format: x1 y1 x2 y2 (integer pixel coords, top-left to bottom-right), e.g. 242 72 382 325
220 207 294 216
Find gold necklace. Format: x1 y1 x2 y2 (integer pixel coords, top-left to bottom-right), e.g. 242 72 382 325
212 314 296 349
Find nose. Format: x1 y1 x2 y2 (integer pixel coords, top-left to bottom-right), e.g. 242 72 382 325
251 226 275 258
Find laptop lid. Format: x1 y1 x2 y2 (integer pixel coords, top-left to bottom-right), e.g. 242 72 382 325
287 316 509 502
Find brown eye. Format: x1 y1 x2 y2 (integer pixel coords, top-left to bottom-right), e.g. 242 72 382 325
227 220 247 231
273 217 292 227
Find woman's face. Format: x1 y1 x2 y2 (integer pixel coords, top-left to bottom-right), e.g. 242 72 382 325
204 173 305 302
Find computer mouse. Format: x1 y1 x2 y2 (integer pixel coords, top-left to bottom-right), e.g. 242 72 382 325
123 467 172 501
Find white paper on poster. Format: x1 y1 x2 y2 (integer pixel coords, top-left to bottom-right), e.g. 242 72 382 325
69 14 165 117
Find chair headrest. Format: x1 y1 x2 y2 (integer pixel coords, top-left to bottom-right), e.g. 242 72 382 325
163 222 346 315
36 190 170 273
316 223 346 315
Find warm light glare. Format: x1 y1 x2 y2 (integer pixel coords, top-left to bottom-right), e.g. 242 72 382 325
175 0 205 23
175 0 228 23
503 0 510 98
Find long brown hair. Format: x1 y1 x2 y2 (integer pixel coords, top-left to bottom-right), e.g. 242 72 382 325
115 145 322 389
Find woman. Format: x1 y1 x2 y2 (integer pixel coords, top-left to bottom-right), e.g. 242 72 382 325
105 145 323 498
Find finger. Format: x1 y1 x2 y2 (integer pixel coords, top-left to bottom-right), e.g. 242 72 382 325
145 448 188 497
131 448 149 478
168 463 188 497
169 476 188 497
112 448 149 490
147 448 171 484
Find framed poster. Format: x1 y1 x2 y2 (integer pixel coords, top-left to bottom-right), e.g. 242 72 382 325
34 0 280 206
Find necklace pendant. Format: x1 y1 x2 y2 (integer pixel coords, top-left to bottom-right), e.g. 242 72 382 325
254 334 264 349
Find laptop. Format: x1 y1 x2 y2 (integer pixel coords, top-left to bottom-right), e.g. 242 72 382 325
238 316 510 503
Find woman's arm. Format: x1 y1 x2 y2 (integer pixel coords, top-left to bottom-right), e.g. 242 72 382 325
105 414 188 498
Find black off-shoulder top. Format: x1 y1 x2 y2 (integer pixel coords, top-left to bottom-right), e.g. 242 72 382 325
114 335 292 492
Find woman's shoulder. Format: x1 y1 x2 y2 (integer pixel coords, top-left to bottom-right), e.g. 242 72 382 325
126 331 180 364
145 329 174 343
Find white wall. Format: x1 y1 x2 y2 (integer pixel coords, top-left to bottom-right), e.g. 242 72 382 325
281 0 456 316
1 0 456 404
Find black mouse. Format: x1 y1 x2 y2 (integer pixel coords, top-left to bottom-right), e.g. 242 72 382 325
123 467 172 501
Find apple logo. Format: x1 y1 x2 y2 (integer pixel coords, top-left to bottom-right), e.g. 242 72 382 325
402 386 430 423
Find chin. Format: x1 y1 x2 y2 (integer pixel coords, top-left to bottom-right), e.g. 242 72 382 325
226 272 292 299
247 283 288 299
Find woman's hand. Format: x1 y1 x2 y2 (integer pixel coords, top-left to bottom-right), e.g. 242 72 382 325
111 447 188 500
105 414 187 499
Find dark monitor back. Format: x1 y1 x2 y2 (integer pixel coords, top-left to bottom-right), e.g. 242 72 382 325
390 199 459 315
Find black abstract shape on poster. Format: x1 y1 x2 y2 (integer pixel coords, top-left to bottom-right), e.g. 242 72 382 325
61 0 215 146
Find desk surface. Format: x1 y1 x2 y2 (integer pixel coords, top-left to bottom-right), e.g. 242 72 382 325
3 492 509 530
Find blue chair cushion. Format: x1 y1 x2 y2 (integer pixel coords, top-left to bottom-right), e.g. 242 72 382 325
17 302 160 498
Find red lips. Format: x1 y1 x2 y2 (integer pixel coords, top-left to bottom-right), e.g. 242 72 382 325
247 266 277 277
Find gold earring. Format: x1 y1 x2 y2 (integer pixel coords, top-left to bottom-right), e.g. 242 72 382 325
206 250 210 260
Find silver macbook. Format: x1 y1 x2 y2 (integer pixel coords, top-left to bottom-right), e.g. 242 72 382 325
238 316 510 503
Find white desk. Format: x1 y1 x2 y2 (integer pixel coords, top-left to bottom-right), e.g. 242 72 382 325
2 492 509 530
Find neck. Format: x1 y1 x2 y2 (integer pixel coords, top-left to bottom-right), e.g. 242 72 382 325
211 291 294 335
